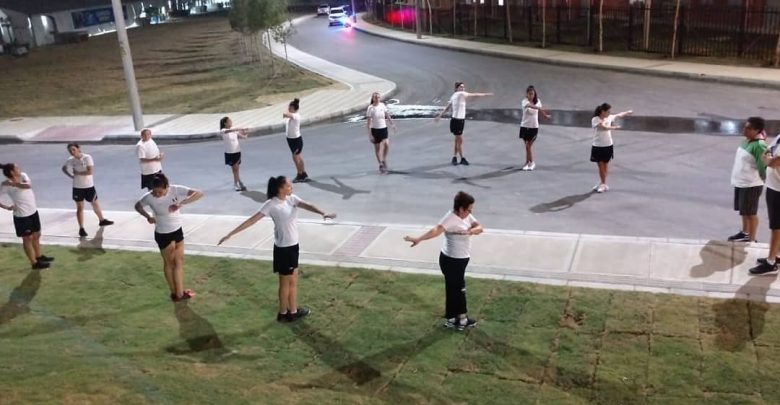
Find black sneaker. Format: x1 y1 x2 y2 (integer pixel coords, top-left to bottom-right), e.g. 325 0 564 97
444 318 464 331
749 261 779 276
756 257 780 265
98 219 114 227
461 318 478 328
728 231 750 242
79 228 88 237
300 172 311 182
292 174 304 183
32 261 50 270
286 307 311 322
37 255 54 263
460 157 470 166
451 156 458 166
276 312 290 323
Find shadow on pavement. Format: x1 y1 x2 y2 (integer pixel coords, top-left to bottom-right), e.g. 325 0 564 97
240 190 267 203
712 275 776 351
75 227 106 262
306 178 370 200
689 241 747 279
0 270 42 327
530 191 595 213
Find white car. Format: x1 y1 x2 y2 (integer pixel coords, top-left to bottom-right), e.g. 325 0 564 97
328 6 350 26
316 4 329 16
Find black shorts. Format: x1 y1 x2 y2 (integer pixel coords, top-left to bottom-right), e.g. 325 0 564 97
734 186 762 216
371 127 389 144
287 137 303 155
273 244 299 275
767 188 780 230
154 227 184 250
224 152 242 166
519 127 539 142
141 171 162 190
72 187 97 203
590 145 614 163
450 118 465 136
13 211 41 237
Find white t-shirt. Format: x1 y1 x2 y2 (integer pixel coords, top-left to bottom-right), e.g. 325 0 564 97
285 113 301 139
521 98 542 129
136 139 162 175
221 129 240 153
64 154 95 189
138 185 191 234
1 172 37 217
766 136 780 191
449 91 467 119
366 103 388 129
259 194 303 248
591 115 616 147
439 210 478 259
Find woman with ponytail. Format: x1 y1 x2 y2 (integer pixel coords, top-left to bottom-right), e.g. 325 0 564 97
218 175 336 323
283 98 310 183
590 103 632 193
0 163 53 269
519 85 551 171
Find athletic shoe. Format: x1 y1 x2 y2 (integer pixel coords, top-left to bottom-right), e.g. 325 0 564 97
98 219 114 227
592 183 600 191
521 163 531 171
37 255 54 262
379 163 386 174
276 312 290 323
728 231 750 242
604 184 609 191
451 156 458 166
32 261 50 270
238 182 247 191
596 184 607 193
234 183 243 191
292 174 304 183
460 157 470 166
286 307 311 322
460 318 478 328
528 162 536 171
444 318 463 330
749 261 778 276
756 257 780 265
79 228 88 237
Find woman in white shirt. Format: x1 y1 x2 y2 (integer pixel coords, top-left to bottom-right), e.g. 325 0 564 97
134 173 204 302
435 82 493 166
519 85 551 171
220 117 249 192
218 175 336 323
61 143 114 238
0 163 53 269
366 92 395 173
283 98 310 183
404 191 483 331
590 103 632 193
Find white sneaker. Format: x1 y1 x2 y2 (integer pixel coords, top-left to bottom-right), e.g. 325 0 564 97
521 163 530 171
596 184 607 193
604 184 609 191
592 183 600 191
528 162 536 171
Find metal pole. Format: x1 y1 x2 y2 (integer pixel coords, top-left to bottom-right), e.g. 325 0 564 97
110 0 143 130
352 0 357 23
416 0 422 38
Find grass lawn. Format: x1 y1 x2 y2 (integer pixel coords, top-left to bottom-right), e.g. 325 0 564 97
1 244 780 404
0 17 333 118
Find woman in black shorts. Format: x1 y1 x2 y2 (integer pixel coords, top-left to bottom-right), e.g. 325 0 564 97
283 98 309 183
134 174 203 301
218 175 336 323
519 85 551 171
220 117 249 192
0 163 53 269
366 92 395 173
590 103 632 193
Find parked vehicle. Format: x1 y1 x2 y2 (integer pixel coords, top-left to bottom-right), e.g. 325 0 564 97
316 4 330 16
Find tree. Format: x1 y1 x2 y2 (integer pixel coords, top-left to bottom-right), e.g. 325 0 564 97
598 0 604 52
670 0 681 58
229 0 288 67
271 16 297 62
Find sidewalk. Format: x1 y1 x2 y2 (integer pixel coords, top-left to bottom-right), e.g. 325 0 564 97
0 16 395 143
3 208 778 303
355 13 780 89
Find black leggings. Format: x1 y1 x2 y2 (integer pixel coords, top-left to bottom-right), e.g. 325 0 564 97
439 252 469 319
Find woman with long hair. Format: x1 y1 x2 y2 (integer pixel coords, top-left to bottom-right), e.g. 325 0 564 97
1 163 53 269
366 91 395 173
283 98 310 183
220 116 249 192
519 85 551 171
218 175 336 322
591 103 632 193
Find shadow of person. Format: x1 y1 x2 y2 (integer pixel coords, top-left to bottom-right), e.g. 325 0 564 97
453 166 523 185
712 274 776 351
0 270 42 326
167 301 231 357
240 190 267 203
306 177 370 200
529 191 595 214
689 241 747 279
75 227 106 262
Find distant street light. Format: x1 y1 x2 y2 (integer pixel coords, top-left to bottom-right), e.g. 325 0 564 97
110 0 144 131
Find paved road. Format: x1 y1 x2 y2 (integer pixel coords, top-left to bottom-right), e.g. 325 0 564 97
292 16 780 120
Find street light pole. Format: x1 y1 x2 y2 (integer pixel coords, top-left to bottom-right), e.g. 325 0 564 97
352 0 357 23
415 0 422 38
110 0 144 131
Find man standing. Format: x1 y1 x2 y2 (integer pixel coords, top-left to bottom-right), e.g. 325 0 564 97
751 123 780 275
728 117 767 243
61 143 114 238
136 129 164 190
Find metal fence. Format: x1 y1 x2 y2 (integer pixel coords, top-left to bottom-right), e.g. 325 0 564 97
373 3 780 63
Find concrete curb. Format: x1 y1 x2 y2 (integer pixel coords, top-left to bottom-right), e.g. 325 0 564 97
354 14 780 90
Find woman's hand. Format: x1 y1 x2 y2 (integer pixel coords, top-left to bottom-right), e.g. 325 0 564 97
323 213 337 220
217 235 230 246
403 235 420 247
